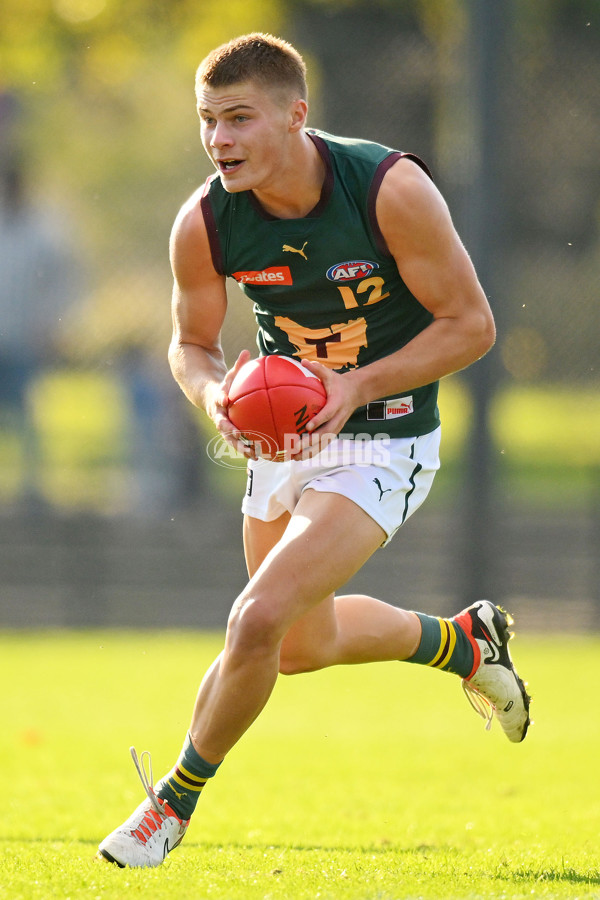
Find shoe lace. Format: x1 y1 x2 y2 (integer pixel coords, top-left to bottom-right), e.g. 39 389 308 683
130 746 163 816
462 680 494 731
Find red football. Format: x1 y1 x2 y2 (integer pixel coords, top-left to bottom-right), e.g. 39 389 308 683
227 355 327 461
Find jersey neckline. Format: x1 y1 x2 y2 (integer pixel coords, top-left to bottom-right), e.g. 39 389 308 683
247 131 334 222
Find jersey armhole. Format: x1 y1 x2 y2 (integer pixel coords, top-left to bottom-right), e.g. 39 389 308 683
200 175 225 276
368 152 433 256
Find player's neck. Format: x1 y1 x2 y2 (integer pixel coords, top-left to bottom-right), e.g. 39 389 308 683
252 132 325 220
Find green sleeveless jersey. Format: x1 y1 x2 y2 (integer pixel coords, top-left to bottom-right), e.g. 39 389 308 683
201 129 440 438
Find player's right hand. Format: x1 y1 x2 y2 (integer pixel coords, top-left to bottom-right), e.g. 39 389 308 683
211 349 259 460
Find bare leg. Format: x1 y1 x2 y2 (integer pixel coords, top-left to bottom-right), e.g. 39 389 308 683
242 506 422 674
188 489 387 763
280 593 421 673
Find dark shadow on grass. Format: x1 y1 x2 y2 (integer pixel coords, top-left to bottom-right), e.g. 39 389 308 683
494 866 600 886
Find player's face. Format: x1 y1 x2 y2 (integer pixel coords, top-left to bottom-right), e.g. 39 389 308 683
197 80 304 194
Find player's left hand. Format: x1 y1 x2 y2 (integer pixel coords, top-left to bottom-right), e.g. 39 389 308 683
291 360 362 459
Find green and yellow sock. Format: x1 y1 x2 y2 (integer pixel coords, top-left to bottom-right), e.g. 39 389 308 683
156 734 221 821
405 613 474 678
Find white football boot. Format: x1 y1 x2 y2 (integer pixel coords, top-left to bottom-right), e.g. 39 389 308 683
453 600 531 742
97 748 189 868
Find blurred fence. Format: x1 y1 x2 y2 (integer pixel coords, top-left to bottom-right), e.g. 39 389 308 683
1 491 598 631
0 1 598 630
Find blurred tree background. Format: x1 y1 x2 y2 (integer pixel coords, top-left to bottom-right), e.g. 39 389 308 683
0 0 283 357
0 0 598 626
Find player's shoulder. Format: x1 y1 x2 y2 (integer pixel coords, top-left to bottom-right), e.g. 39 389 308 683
172 182 209 237
379 154 442 216
170 179 219 279
311 129 433 198
310 128 393 165
171 177 218 255
376 155 452 257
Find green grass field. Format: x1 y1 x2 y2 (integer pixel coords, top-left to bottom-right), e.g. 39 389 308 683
2 631 599 899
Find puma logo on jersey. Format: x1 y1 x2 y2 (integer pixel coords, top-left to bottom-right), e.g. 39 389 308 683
283 241 308 260
171 787 188 800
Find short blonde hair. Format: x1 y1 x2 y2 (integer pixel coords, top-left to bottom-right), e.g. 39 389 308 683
196 33 308 102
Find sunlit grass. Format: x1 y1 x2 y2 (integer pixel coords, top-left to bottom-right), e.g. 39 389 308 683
2 630 599 898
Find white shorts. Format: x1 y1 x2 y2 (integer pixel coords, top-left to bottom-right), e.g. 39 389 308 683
241 427 441 547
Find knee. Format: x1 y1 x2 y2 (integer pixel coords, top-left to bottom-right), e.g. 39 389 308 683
226 594 284 659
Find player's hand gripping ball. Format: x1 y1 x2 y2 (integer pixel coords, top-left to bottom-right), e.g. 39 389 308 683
227 355 327 461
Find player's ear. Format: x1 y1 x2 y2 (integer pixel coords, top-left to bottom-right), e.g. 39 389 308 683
289 98 307 133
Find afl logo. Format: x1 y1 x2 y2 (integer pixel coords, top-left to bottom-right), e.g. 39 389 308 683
326 260 379 282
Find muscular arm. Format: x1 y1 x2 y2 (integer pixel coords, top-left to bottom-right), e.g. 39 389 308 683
168 192 257 459
349 157 496 404
304 158 496 438
168 190 229 419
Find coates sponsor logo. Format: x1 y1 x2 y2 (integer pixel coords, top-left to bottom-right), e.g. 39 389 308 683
233 266 293 285
326 260 379 282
